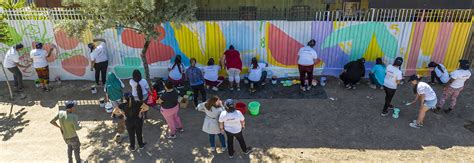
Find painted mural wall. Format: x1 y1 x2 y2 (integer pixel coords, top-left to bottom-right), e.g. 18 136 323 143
0 19 472 81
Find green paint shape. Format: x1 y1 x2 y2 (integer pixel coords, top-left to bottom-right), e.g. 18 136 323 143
322 22 398 61
114 57 145 78
5 26 22 46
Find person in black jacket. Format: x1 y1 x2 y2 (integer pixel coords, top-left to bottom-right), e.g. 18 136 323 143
119 92 147 151
339 58 366 89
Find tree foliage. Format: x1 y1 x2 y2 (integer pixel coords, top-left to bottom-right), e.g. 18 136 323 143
0 0 27 10
57 0 196 81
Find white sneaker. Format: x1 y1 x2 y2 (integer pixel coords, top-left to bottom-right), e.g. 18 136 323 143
236 88 241 91
221 147 227 151
409 120 423 129
229 87 234 91
212 87 219 91
210 147 216 152
369 84 377 89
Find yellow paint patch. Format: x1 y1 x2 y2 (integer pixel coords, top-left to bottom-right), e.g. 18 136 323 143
419 22 440 57
444 22 471 70
362 34 384 61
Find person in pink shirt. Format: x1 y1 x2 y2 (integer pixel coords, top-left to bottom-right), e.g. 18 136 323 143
220 45 243 91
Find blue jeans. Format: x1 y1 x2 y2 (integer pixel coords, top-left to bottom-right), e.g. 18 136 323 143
209 134 226 148
369 73 382 87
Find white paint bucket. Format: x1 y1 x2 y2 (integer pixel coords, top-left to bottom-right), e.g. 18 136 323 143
105 102 113 113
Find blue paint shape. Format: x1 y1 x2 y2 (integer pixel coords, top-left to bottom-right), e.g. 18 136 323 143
162 23 190 66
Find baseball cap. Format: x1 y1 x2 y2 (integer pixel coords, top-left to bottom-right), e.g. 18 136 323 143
459 59 470 70
224 99 235 107
65 100 77 109
408 74 421 82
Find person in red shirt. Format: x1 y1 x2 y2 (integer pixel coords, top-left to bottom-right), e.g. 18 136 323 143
220 45 243 91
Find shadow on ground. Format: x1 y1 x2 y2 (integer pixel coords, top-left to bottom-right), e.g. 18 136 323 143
0 107 30 141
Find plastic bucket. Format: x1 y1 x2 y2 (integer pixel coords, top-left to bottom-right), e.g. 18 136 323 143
248 101 260 116
236 102 247 114
99 97 105 108
105 102 113 113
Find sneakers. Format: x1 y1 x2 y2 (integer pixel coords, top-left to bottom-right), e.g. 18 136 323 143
300 86 306 92
210 147 216 152
221 147 227 151
409 120 423 129
139 142 147 149
306 86 311 91
381 111 389 117
211 87 219 91
128 146 136 151
345 85 351 89
244 147 253 155
229 87 234 91
236 87 241 91
166 134 176 139
177 128 184 132
229 155 234 159
369 84 377 89
444 108 452 114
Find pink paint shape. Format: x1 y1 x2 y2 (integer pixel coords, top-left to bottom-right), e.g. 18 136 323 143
121 26 174 64
431 22 454 63
54 29 80 50
268 23 304 66
406 22 426 75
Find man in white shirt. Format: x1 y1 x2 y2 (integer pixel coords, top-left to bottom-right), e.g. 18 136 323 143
88 39 108 86
436 60 471 114
3 44 25 91
427 61 449 85
297 39 319 92
30 42 56 92
381 57 404 116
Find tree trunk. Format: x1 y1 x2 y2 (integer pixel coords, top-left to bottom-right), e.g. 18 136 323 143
140 38 152 83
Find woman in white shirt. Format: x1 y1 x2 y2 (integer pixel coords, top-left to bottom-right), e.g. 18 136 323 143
436 60 471 114
247 57 268 93
30 42 56 92
203 58 223 91
406 75 437 129
297 39 318 91
196 96 227 152
219 99 253 158
168 55 185 87
427 61 449 85
129 69 150 118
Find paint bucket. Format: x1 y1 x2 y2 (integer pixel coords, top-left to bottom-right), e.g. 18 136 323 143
105 102 113 113
34 79 40 88
91 85 97 94
271 79 277 85
236 102 247 114
392 108 400 119
320 77 327 86
248 101 260 116
99 97 105 108
55 76 61 84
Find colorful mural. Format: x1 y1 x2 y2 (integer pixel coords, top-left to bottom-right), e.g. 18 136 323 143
0 19 472 81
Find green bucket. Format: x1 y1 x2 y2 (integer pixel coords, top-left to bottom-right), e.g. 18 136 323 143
248 101 261 116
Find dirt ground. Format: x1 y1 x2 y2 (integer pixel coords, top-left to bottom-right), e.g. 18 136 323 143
1 76 474 162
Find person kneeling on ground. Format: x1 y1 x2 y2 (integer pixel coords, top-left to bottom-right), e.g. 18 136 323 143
427 61 449 85
196 96 227 152
436 60 471 114
247 57 268 93
339 58 366 89
219 99 253 159
203 58 223 91
369 58 386 89
406 75 438 129
168 55 186 88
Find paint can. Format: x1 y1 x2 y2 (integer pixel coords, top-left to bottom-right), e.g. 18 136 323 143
271 76 277 85
91 85 97 94
105 102 113 113
320 77 327 86
99 97 105 108
34 79 41 88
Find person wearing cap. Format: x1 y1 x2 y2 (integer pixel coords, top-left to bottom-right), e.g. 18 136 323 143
339 58 366 89
157 81 184 139
406 75 438 129
30 42 57 92
369 58 386 89
381 57 404 116
426 61 449 85
195 96 227 152
50 100 82 163
3 44 26 91
220 45 243 91
120 92 147 151
88 39 108 86
297 39 319 91
436 60 471 114
219 99 253 158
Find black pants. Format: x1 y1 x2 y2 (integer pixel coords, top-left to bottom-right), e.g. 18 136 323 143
94 61 108 85
430 71 442 84
383 86 396 113
126 118 144 148
339 72 361 86
250 71 267 89
225 131 248 156
191 84 207 106
7 67 23 88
